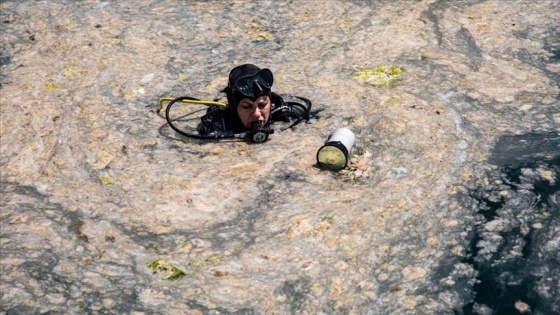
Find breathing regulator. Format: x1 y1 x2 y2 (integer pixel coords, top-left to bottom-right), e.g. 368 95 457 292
247 121 273 143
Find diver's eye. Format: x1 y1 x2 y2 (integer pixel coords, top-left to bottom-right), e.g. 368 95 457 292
240 103 253 109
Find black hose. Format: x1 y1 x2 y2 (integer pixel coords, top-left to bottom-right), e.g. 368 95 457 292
281 96 312 130
165 96 239 140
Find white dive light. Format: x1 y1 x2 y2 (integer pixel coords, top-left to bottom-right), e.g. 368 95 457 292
316 128 356 170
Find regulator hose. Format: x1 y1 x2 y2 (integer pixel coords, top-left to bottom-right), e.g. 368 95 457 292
165 96 241 140
281 96 312 131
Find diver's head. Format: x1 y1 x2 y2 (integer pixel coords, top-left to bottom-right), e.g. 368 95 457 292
225 64 274 127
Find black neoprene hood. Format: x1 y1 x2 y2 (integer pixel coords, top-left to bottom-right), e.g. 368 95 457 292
226 64 274 112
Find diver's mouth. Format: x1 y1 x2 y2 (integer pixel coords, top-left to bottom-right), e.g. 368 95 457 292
249 119 264 126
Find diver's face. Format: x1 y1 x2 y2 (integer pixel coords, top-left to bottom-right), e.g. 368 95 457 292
237 95 271 129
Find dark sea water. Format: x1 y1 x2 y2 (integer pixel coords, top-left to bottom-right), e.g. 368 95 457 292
461 133 559 315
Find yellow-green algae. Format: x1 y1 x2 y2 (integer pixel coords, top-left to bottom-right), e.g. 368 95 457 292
99 173 113 186
385 95 404 106
257 31 273 40
341 18 350 32
352 66 405 88
205 255 222 264
322 216 334 223
61 68 76 76
44 83 59 90
147 258 186 280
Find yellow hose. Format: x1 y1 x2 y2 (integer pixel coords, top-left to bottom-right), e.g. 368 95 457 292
159 98 227 110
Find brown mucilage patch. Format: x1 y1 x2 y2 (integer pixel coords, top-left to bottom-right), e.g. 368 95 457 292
337 149 373 182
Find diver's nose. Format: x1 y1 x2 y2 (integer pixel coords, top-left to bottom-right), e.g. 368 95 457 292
251 106 262 118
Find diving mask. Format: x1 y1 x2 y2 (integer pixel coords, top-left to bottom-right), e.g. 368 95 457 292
233 68 274 100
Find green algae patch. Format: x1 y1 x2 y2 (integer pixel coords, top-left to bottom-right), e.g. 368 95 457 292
62 68 76 76
352 66 406 88
385 95 404 106
99 173 113 186
257 31 273 40
341 18 350 32
205 255 222 264
44 83 59 90
148 258 186 280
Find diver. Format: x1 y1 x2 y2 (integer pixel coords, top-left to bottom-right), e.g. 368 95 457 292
162 64 311 143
